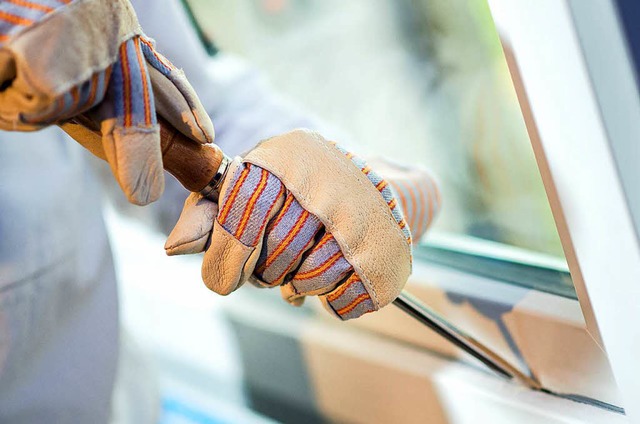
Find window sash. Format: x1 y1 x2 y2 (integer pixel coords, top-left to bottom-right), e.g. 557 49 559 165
488 0 640 417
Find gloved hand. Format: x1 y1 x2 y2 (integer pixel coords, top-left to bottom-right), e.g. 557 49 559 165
0 0 214 205
165 130 440 320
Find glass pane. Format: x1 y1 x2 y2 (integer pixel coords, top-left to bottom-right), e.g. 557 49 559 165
184 0 573 294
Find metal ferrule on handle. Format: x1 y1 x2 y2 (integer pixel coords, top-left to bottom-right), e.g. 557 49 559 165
199 154 231 202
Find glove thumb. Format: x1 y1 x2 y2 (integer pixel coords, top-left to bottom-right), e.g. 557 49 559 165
96 37 166 205
165 193 218 255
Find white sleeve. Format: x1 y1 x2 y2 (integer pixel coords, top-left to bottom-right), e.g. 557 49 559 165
129 0 347 156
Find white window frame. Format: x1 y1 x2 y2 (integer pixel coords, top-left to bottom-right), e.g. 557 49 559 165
487 0 640 420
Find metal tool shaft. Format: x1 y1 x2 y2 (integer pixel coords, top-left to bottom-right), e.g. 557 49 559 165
393 291 541 389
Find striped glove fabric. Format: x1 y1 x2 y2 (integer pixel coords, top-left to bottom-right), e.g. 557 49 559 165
166 130 440 320
0 0 213 205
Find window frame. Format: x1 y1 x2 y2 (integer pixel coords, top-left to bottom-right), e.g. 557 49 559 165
490 0 639 416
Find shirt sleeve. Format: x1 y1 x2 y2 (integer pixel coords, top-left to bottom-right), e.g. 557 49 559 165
126 0 351 232
129 0 348 155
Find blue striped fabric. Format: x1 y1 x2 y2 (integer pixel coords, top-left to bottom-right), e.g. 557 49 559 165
139 35 213 144
140 36 174 76
21 34 163 132
24 67 110 124
325 274 376 320
109 37 156 129
217 141 424 320
290 233 351 295
389 179 415 226
388 171 441 242
218 163 285 247
255 193 323 286
0 0 106 125
331 143 413 245
0 0 67 44
0 3 169 131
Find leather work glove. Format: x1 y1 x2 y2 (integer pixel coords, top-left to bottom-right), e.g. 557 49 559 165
165 130 440 320
0 0 214 205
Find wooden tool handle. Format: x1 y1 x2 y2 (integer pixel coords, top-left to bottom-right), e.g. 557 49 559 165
158 117 224 193
71 115 225 194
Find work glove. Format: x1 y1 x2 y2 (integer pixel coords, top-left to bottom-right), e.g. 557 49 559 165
0 0 214 205
165 130 440 320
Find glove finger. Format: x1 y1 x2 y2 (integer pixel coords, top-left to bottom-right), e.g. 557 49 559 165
0 0 64 43
369 159 442 243
320 272 377 320
279 231 351 305
201 161 285 295
330 143 414 246
280 231 385 320
139 35 214 144
0 61 111 131
56 69 118 161
253 193 323 287
96 37 164 205
19 67 111 127
165 192 218 255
